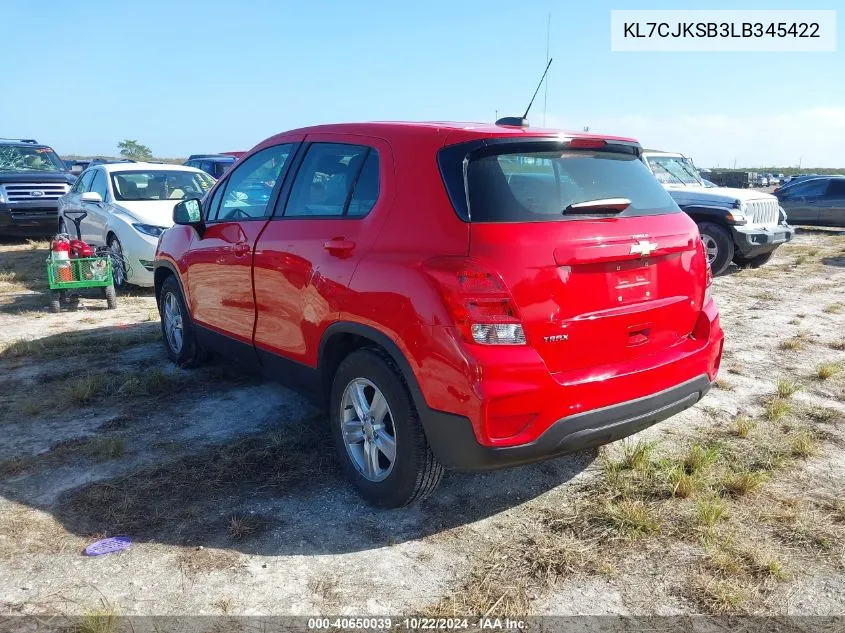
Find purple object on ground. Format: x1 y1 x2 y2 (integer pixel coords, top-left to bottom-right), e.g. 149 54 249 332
84 536 131 556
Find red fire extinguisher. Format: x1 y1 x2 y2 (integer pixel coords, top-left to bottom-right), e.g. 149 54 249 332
51 236 74 282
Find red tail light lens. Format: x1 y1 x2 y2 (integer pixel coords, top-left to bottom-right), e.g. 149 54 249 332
699 237 713 304
423 257 526 345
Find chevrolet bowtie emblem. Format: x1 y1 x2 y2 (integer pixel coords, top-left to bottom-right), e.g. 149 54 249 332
630 240 658 257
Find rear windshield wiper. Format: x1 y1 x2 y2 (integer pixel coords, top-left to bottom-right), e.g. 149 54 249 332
562 198 631 215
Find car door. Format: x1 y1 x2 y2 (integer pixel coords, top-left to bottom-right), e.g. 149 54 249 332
253 135 393 368
818 179 845 227
779 179 827 225
80 168 110 245
183 142 297 355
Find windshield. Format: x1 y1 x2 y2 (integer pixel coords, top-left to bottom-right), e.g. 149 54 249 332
463 147 679 222
647 155 703 186
0 145 67 173
111 170 215 201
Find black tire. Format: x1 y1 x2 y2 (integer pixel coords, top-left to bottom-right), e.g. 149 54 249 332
330 347 444 508
108 235 128 289
159 275 206 367
733 251 773 269
49 291 61 313
697 222 735 276
103 284 117 309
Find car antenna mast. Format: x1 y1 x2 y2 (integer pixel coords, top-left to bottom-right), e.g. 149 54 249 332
496 58 553 129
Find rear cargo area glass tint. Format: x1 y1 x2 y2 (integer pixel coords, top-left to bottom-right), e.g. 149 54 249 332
465 148 679 223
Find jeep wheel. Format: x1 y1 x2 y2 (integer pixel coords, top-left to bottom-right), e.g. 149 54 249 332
733 252 773 269
330 348 444 507
697 222 735 276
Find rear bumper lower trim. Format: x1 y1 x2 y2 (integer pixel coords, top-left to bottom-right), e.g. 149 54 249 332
420 374 712 470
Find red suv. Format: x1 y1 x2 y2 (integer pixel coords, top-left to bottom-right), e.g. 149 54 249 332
154 122 723 507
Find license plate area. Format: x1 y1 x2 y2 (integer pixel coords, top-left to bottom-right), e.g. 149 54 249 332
607 259 656 304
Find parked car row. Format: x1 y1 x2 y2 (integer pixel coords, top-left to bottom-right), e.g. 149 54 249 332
57 163 215 287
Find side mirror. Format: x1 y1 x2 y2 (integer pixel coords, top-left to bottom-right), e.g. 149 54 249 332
174 198 203 226
81 191 103 204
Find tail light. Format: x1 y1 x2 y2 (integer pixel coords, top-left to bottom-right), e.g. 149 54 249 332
423 257 526 345
699 236 713 304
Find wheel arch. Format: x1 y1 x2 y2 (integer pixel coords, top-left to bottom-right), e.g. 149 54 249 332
153 260 187 310
681 204 733 227
318 322 426 411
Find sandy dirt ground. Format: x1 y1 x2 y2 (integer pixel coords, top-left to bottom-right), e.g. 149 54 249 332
1 228 844 623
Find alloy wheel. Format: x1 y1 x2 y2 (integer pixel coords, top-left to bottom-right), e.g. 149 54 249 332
162 292 184 354
110 239 126 287
340 378 397 482
701 234 718 265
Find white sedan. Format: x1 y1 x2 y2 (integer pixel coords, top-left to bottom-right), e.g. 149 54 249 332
57 163 215 287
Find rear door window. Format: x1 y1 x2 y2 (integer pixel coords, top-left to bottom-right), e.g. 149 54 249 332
283 143 377 218
462 145 678 222
788 179 828 199
824 179 845 198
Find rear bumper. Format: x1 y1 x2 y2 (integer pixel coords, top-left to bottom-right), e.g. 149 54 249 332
0 202 58 236
732 223 794 257
423 375 712 470
417 301 723 470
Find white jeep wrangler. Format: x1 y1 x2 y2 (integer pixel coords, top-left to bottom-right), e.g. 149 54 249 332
642 151 794 275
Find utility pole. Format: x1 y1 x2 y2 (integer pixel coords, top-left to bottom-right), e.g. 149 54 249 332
543 13 550 127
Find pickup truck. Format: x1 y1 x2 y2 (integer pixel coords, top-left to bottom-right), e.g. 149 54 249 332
642 151 794 275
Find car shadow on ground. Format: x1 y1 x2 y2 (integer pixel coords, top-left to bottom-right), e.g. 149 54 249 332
0 321 594 556
794 226 845 237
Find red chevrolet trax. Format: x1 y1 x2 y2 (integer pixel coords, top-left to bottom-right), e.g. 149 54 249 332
154 122 723 508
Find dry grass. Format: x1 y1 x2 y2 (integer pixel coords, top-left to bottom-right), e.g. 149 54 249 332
779 336 805 351
732 416 755 439
830 340 845 351
815 362 841 380
776 378 802 398
603 499 661 537
713 378 733 391
0 327 160 360
78 608 120 633
823 302 843 314
696 497 728 527
753 290 777 301
62 368 176 406
227 515 260 540
83 437 126 461
763 397 791 422
55 421 331 540
177 547 243 578
617 439 656 471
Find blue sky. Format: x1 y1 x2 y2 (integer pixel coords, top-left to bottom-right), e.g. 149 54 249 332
1 0 841 166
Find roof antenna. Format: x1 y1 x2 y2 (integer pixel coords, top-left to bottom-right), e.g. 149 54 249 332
496 58 553 128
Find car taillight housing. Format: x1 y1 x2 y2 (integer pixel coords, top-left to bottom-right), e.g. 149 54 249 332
699 236 713 304
423 257 526 345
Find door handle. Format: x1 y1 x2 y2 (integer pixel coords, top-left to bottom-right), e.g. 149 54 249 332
323 238 355 255
232 242 250 257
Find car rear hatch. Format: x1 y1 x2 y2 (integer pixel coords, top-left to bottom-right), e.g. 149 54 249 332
438 137 708 374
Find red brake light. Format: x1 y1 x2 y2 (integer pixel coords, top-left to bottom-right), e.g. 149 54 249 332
422 257 525 345
568 138 607 150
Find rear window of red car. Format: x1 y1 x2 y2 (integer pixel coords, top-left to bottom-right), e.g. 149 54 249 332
440 140 679 222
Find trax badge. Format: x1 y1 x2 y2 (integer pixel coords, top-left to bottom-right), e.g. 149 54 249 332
630 239 657 257
544 334 569 343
